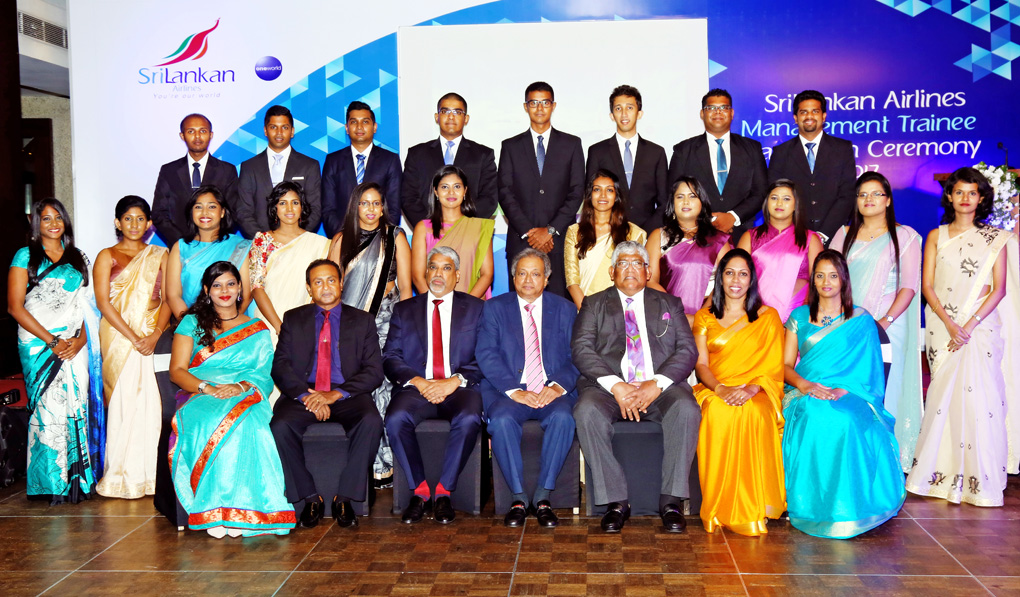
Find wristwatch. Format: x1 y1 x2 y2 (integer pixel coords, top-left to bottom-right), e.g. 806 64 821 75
884 315 894 323
197 381 210 394
547 226 559 236
454 373 467 387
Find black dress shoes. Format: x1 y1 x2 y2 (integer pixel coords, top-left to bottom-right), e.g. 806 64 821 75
401 496 432 524
299 496 324 528
504 500 528 527
532 500 558 528
332 497 358 528
600 502 630 533
660 504 686 533
434 495 456 524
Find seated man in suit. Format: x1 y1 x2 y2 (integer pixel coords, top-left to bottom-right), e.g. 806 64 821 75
321 101 402 236
270 259 384 528
152 113 239 247
572 241 699 534
767 89 856 241
236 105 323 237
668 88 768 243
383 246 485 524
476 248 580 528
586 85 668 231
401 93 498 226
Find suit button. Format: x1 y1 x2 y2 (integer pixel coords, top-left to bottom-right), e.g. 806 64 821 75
811 201 817 205
810 182 816 186
517 369 523 373
539 189 545 195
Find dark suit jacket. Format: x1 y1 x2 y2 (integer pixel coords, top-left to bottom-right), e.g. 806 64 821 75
152 155 239 247
667 132 768 241
571 287 696 394
475 291 579 410
236 149 322 238
767 133 857 240
382 291 484 387
400 138 498 226
321 145 402 236
271 303 384 401
586 135 668 231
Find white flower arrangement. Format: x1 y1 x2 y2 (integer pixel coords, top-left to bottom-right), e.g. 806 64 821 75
972 162 1019 230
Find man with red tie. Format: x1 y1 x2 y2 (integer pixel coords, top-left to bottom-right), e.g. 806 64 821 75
270 259 384 529
383 246 485 524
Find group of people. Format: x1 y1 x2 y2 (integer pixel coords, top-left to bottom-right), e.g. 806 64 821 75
6 82 1018 541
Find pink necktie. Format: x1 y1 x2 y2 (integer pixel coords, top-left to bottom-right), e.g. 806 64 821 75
523 304 544 393
432 300 445 380
315 311 331 392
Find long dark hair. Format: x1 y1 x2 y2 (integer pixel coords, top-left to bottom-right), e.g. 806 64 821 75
807 249 854 322
28 198 89 287
577 169 630 259
266 181 310 230
842 172 901 287
708 248 763 323
338 182 393 271
428 165 477 238
184 185 233 242
940 166 993 226
753 179 808 249
185 261 244 347
113 195 152 239
662 176 716 249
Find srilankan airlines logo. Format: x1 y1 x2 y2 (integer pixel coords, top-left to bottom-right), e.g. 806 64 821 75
139 19 235 86
155 18 220 66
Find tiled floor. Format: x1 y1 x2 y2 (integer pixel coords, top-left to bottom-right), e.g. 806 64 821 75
0 475 1018 596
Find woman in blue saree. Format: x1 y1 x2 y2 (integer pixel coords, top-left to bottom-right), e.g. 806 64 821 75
168 261 296 538
782 250 904 539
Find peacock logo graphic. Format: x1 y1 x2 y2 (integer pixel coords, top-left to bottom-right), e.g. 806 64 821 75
155 19 220 67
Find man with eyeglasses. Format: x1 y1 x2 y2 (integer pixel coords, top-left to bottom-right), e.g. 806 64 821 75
767 89 857 241
586 85 668 231
497 81 585 297
400 93 498 226
572 241 699 534
668 89 768 244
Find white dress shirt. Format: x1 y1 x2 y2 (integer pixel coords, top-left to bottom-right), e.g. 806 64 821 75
597 288 674 393
187 152 210 183
504 294 550 397
351 142 374 171
424 291 454 380
799 130 825 158
704 131 741 226
267 144 293 184
439 135 463 163
615 132 639 163
530 127 551 155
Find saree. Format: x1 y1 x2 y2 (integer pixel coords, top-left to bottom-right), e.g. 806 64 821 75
170 315 296 535
425 217 494 295
565 223 647 296
692 306 786 536
905 226 1020 506
659 233 728 315
11 247 98 503
178 233 254 315
751 225 818 321
96 245 166 499
830 225 922 472
783 306 904 538
249 230 329 347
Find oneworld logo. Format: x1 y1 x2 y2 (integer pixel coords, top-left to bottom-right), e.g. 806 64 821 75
138 18 236 86
255 56 283 81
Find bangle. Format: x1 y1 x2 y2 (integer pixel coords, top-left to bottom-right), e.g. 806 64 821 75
46 337 60 349
235 383 244 393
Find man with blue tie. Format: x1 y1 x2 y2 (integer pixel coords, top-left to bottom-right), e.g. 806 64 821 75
476 248 580 527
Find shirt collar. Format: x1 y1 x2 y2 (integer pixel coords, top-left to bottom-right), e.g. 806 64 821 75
439 135 463 148
315 302 340 317
268 144 293 160
799 131 824 148
187 152 210 167
615 287 645 305
705 130 730 144
352 142 374 160
530 127 551 143
517 292 543 312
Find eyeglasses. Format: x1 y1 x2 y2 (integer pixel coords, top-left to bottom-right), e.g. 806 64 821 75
358 200 382 208
856 192 887 199
438 108 466 116
526 99 553 108
614 260 648 270
702 105 731 112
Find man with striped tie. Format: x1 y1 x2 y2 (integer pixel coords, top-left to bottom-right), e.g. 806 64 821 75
476 248 580 528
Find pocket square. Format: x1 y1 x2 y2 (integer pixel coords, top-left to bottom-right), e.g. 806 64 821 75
292 176 305 181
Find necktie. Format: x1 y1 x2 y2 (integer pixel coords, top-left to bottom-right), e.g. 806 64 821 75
315 311 332 392
432 299 445 380
536 135 546 176
806 142 816 174
271 153 284 185
356 154 366 184
716 138 728 192
191 162 201 188
523 304 544 393
623 139 634 187
624 298 646 383
443 140 455 166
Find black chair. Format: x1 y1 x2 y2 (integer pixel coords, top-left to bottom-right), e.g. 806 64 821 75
491 420 581 513
301 423 370 516
153 327 188 530
391 419 486 515
876 322 893 385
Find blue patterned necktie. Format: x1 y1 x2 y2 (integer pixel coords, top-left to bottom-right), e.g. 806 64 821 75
356 154 366 184
806 142 816 174
444 140 455 165
536 135 546 176
624 298 646 383
623 139 634 187
271 153 284 185
191 162 201 188
716 138 728 192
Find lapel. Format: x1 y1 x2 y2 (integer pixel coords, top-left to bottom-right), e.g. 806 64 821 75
693 136 720 196
520 130 542 180
606 291 626 360
453 138 470 168
412 294 428 358
177 156 194 191
811 136 830 175
339 146 356 181
509 296 527 364
255 150 273 190
604 136 628 191
538 294 556 363
360 146 378 177
789 137 813 178
642 290 666 363
449 293 469 366
298 305 318 373
631 137 654 187
283 150 300 179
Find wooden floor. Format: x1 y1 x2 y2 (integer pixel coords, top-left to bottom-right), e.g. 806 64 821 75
0 475 1017 596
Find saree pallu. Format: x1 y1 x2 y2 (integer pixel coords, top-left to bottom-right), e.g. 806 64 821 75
565 223 647 296
178 234 254 315
905 226 1020 506
751 226 817 322
425 217 494 296
783 306 904 538
170 315 296 535
692 306 786 536
660 234 728 315
97 245 166 499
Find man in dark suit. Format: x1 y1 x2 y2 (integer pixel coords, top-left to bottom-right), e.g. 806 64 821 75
767 89 857 241
586 85 668 231
498 82 585 297
321 101 402 236
476 248 579 528
383 246 485 524
236 105 322 238
270 259 384 529
668 89 768 243
572 240 700 534
152 113 239 247
400 93 498 226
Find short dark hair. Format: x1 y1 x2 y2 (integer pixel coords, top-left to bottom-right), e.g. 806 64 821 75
701 88 732 109
114 195 152 239
179 113 211 133
792 90 827 114
184 185 233 242
940 166 994 226
610 85 642 111
266 181 311 230
525 81 554 101
807 249 854 322
264 105 294 127
345 100 375 123
305 258 342 285
436 92 467 113
709 248 763 322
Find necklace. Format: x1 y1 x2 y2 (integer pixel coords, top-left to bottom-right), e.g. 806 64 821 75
220 311 241 322
861 226 888 240
679 224 698 234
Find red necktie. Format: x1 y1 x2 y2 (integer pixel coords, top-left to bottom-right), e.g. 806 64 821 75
315 311 332 391
432 299 445 380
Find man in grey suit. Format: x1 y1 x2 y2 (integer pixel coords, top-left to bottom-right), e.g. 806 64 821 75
572 240 699 534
